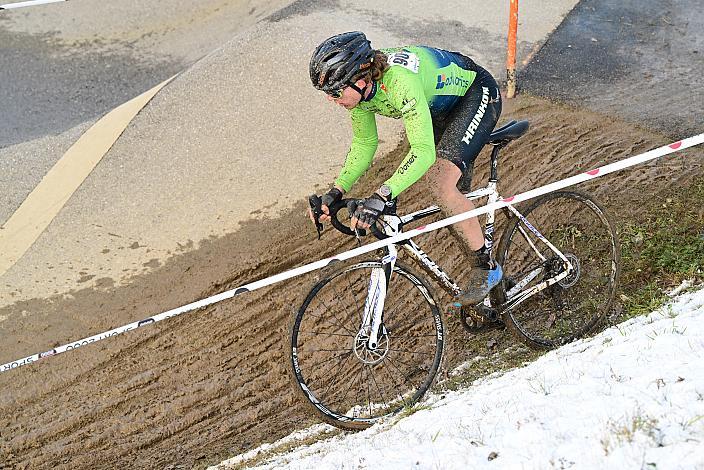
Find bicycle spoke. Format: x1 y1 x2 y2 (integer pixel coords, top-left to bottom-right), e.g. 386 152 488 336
320 350 356 401
384 356 403 399
386 353 430 374
320 364 365 412
316 274 361 335
352 365 364 415
291 261 443 429
305 351 354 383
387 347 436 356
385 355 425 393
384 302 404 326
367 365 391 410
385 333 438 340
363 365 373 418
383 305 415 331
497 191 619 348
307 331 356 338
328 293 357 336
304 349 353 366
331 363 365 409
345 273 364 325
381 364 406 405
299 309 357 336
384 353 420 388
303 347 355 354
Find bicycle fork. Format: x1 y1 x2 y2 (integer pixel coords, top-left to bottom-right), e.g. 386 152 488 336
359 245 397 351
359 246 398 350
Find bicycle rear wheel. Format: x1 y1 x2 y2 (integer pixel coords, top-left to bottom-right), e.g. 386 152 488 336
290 260 444 430
493 190 620 348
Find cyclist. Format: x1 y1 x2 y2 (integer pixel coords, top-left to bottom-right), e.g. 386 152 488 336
309 31 503 306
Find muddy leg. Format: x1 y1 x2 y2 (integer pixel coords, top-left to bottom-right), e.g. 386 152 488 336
424 159 484 254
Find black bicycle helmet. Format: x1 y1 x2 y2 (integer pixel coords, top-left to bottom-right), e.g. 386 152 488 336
310 31 374 94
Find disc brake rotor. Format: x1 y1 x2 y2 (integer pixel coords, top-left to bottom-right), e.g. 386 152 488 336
558 253 581 288
353 328 389 365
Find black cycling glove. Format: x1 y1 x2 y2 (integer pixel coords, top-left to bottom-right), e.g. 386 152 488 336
353 193 386 227
321 187 343 209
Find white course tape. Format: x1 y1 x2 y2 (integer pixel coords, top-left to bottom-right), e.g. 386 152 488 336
2 134 703 373
0 0 66 9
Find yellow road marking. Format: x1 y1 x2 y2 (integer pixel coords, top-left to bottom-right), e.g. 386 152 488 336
0 74 177 277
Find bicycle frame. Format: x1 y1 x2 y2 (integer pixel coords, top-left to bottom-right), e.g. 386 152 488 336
357 173 575 344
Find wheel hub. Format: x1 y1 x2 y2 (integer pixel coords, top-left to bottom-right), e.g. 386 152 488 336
353 327 390 365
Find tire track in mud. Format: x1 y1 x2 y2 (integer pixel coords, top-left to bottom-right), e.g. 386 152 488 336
1 95 702 469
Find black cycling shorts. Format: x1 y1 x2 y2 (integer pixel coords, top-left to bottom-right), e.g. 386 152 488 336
433 65 502 192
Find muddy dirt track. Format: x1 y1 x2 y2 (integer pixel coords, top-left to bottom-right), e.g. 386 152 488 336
1 94 702 469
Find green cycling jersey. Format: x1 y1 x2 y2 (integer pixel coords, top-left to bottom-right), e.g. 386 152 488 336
334 46 478 198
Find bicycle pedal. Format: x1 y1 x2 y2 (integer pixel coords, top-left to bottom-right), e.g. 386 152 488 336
457 304 504 334
463 318 505 333
477 305 500 323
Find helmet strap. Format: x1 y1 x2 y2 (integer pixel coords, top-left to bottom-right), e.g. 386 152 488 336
348 81 366 97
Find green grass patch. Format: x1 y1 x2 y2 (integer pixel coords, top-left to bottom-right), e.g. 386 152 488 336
617 178 704 319
439 342 543 392
601 409 659 455
397 402 434 420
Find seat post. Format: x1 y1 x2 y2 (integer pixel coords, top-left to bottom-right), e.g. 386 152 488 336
489 145 502 183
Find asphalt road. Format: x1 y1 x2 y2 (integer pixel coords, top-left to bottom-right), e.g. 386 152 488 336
0 25 180 148
0 0 292 149
521 0 704 139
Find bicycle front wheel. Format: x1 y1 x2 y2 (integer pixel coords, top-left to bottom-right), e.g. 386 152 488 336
290 260 444 430
494 190 620 349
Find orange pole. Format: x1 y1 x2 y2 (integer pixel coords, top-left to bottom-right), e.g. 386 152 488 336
506 0 519 98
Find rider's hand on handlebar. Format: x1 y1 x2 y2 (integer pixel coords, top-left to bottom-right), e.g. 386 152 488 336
308 187 343 225
307 204 330 222
320 187 343 222
350 193 386 230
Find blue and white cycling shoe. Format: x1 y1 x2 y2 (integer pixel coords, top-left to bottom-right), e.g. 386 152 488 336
453 263 503 307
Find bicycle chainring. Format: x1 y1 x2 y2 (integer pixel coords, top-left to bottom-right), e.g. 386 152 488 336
458 305 504 333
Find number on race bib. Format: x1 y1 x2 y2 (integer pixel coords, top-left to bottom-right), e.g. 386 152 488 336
387 51 419 73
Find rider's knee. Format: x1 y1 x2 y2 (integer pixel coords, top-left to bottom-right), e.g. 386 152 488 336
427 158 460 187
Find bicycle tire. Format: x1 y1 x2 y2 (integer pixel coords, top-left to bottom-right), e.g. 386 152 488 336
493 190 620 349
289 260 444 430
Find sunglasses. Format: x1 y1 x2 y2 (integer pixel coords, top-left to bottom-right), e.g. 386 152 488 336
326 88 344 99
323 82 364 99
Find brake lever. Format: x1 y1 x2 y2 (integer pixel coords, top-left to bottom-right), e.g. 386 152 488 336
353 228 364 245
308 194 324 240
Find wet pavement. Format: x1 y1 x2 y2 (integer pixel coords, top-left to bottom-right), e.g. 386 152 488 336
0 27 180 148
521 0 704 139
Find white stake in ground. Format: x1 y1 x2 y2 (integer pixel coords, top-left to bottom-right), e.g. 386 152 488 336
2 134 703 373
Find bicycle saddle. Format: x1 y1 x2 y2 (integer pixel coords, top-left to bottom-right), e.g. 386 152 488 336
488 120 529 145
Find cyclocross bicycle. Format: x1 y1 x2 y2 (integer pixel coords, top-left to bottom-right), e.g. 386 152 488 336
290 119 621 430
